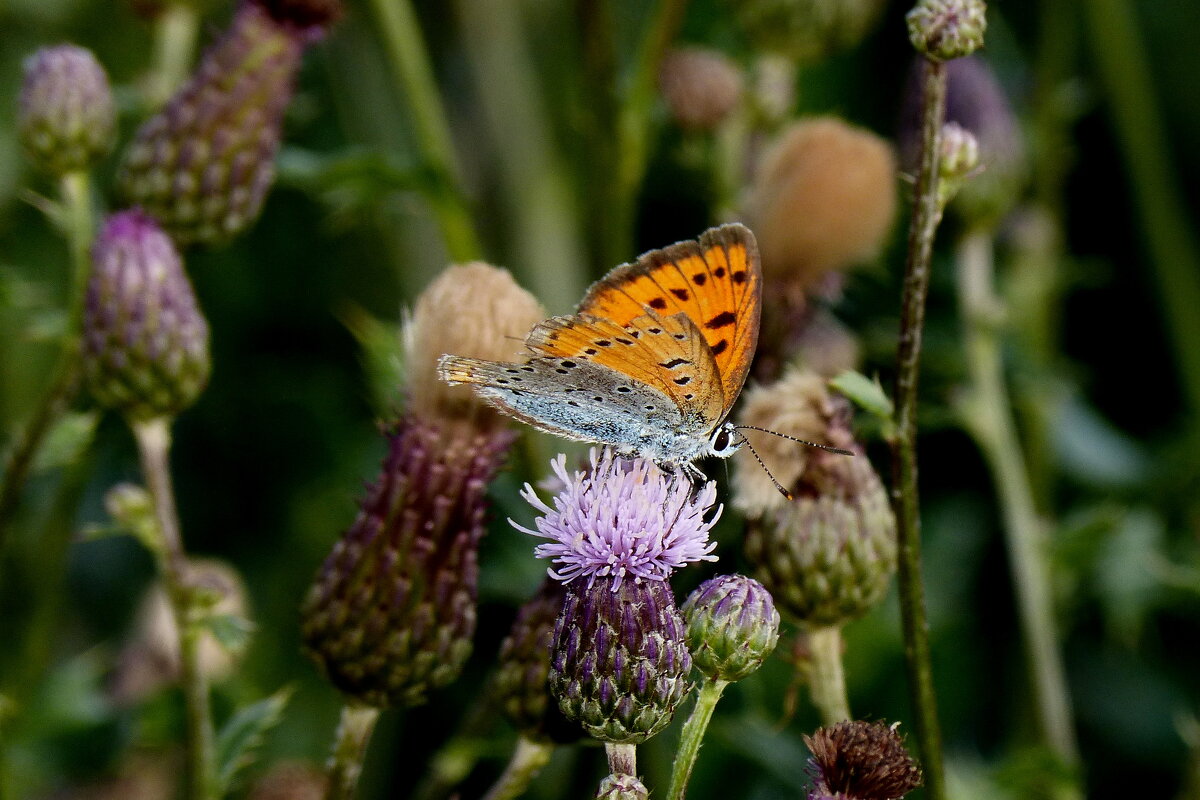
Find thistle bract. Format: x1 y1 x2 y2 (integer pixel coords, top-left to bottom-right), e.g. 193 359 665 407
83 210 210 420
19 44 115 175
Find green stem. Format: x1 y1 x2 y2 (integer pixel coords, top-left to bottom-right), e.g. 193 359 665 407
806 626 850 726
1083 0 1200 441
325 703 382 800
479 736 554 800
605 742 637 776
955 231 1082 790
888 56 947 800
0 171 93 548
666 678 728 800
368 0 483 263
131 417 215 800
146 3 201 109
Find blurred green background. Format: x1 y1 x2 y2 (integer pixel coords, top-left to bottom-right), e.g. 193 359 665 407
1 0 1199 798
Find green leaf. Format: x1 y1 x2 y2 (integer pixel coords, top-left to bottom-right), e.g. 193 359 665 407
829 370 895 438
214 685 293 795
200 612 256 655
339 302 406 416
31 410 100 472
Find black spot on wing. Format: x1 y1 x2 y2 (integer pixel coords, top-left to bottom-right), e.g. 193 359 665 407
649 297 668 310
705 311 737 329
732 270 747 284
659 358 689 369
670 288 690 301
711 339 728 356
692 273 707 285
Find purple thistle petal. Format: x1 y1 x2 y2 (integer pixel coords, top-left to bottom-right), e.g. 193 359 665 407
511 449 720 590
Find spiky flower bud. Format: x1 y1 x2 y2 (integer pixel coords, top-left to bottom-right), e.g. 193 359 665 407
494 579 582 744
658 48 743 132
83 210 210 421
118 0 342 245
805 720 922 800
735 370 896 628
551 577 691 743
682 574 780 682
18 45 115 176
302 417 513 708
939 121 979 181
595 773 649 800
515 450 716 743
734 0 887 63
906 0 986 62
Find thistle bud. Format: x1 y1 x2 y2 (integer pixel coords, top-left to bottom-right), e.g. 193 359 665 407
682 574 780 682
735 371 896 628
301 417 513 708
805 720 922 800
83 210 211 421
118 0 342 245
906 0 986 62
595 773 649 800
18 45 116 176
658 48 744 132
514 451 718 743
494 579 583 744
734 0 887 63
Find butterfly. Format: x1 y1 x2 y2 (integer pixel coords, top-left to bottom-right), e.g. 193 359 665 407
438 223 837 481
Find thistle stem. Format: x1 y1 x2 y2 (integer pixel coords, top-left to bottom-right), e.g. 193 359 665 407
888 56 947 800
325 703 382 800
479 736 554 800
666 678 728 800
806 626 850 726
955 230 1082 791
131 417 216 800
0 171 92 548
368 0 483 262
146 3 200 109
605 742 637 777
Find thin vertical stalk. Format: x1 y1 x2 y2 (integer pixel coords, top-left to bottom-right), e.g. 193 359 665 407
325 704 382 800
1084 0 1200 441
131 417 215 800
605 742 637 776
806 626 850 726
479 736 554 800
146 3 201 109
888 56 947 800
0 171 93 547
667 678 728 800
368 0 483 262
955 231 1082 792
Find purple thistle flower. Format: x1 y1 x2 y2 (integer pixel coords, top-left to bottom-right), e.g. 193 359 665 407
511 449 720 591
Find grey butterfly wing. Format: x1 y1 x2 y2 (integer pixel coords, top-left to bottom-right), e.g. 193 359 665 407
437 354 691 458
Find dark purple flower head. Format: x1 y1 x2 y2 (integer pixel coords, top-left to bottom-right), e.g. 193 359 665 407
512 449 719 591
805 720 923 800
249 0 343 43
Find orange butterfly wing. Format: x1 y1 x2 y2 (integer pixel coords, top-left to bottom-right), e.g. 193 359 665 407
575 223 761 411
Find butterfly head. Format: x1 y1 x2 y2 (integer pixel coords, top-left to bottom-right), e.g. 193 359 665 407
707 423 744 459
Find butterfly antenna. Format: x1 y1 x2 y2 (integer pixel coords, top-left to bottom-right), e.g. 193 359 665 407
735 432 794 501
735 425 855 457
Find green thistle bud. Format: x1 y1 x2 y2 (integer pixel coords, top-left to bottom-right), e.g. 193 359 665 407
494 578 583 744
117 0 341 245
682 574 780 682
595 773 649 800
745 451 896 628
551 578 692 744
805 720 923 800
82 210 211 421
906 0 986 62
18 45 116 176
302 417 513 708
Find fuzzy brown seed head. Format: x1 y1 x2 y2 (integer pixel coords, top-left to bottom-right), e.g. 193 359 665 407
658 47 744 131
747 117 897 295
733 369 857 517
406 263 545 428
805 720 923 800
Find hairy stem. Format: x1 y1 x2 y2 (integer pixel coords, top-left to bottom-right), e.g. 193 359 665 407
806 626 850 726
888 56 947 800
132 417 215 800
955 230 1082 792
667 678 728 800
605 742 637 777
326 704 382 800
479 736 554 800
368 0 483 262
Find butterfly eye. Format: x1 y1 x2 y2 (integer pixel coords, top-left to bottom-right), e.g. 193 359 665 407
708 427 740 458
